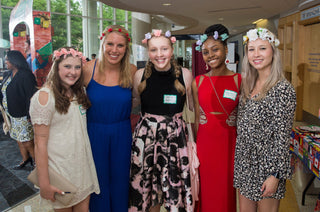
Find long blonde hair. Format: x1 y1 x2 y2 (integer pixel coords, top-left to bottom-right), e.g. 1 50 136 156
137 35 185 95
241 36 284 102
98 25 132 88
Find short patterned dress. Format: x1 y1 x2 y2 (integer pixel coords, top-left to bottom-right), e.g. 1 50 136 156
234 80 296 201
129 66 193 212
1 75 33 142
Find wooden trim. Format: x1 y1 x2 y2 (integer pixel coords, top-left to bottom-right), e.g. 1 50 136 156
299 17 320 25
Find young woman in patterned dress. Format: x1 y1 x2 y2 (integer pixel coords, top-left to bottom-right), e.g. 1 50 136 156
233 28 296 212
129 30 194 212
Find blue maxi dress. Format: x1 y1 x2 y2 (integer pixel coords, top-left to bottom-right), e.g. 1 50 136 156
87 62 132 211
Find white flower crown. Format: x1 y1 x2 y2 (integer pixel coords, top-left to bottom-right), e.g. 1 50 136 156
243 28 280 47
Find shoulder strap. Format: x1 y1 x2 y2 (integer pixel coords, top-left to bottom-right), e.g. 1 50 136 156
91 60 97 80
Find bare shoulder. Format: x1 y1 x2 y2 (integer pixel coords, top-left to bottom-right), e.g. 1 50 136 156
83 59 96 86
181 67 193 79
130 64 138 80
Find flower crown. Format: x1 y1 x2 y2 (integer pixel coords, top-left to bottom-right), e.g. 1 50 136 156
195 31 229 51
243 28 280 47
53 48 87 64
100 27 131 42
142 30 177 44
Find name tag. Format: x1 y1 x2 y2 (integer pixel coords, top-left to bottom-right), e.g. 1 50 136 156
163 94 177 104
79 105 86 115
223 89 237 101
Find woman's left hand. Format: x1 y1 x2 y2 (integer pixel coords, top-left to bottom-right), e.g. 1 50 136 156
261 175 279 197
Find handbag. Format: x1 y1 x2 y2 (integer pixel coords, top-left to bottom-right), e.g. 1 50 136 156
184 92 200 204
0 104 11 135
208 75 239 127
28 167 77 206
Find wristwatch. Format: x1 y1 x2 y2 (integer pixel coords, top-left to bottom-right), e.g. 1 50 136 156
271 172 279 179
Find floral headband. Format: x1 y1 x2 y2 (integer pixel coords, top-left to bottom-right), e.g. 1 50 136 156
100 27 131 42
243 28 280 47
53 48 87 64
195 31 229 51
142 30 177 44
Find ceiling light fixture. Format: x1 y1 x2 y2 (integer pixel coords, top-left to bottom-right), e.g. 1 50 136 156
162 3 172 6
252 19 264 24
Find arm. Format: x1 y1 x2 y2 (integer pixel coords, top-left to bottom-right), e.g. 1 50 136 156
83 60 95 87
31 91 63 201
192 79 200 139
261 82 296 197
182 68 194 111
132 69 144 109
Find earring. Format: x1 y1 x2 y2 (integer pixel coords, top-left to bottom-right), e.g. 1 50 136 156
225 59 230 65
205 64 209 70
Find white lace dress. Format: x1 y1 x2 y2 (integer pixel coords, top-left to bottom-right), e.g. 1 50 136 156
29 87 100 209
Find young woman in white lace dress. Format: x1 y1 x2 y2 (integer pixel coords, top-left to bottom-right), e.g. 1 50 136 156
29 47 100 211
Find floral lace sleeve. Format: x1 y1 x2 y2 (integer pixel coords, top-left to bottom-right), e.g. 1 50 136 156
29 87 55 126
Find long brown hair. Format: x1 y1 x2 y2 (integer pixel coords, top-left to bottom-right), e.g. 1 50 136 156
98 25 132 88
46 47 91 114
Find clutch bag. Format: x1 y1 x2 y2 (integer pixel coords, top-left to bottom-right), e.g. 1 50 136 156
27 167 77 206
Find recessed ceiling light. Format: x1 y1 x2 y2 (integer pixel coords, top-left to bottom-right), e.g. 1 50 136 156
218 17 224 21
162 3 172 6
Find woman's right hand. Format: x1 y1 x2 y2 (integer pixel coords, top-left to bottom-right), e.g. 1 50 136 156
40 184 64 202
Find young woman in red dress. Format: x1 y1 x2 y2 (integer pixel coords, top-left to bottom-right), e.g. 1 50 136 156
192 24 241 212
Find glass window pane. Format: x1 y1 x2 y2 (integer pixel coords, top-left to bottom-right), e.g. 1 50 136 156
33 0 47 11
1 0 19 7
1 8 12 40
51 14 67 50
103 20 113 29
116 8 125 21
102 4 113 20
71 16 83 51
51 0 66 13
70 0 82 15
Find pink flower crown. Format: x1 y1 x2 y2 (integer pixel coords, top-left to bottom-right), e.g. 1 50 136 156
142 30 177 44
100 27 131 41
53 48 87 64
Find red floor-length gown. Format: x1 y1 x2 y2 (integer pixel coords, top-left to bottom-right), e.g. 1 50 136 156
195 73 241 212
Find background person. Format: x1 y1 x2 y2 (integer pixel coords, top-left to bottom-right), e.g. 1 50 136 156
30 47 100 211
83 25 135 212
129 29 194 212
233 28 296 212
192 24 241 212
1 50 37 169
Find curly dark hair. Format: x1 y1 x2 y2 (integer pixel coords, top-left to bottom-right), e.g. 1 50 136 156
204 24 229 46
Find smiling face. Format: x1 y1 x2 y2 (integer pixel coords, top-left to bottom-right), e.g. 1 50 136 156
247 38 273 73
201 37 227 70
103 32 127 65
147 36 173 71
58 56 82 89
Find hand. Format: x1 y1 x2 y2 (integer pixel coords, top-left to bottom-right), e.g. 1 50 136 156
40 184 64 202
261 175 279 197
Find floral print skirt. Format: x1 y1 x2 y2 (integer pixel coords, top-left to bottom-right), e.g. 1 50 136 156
129 112 193 212
9 115 33 142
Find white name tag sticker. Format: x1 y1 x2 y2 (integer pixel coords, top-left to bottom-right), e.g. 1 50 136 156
163 94 177 104
223 90 237 101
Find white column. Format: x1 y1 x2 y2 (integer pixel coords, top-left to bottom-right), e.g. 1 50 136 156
131 12 151 67
67 0 71 46
88 0 98 58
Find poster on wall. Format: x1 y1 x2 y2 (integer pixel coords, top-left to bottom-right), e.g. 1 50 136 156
9 0 52 87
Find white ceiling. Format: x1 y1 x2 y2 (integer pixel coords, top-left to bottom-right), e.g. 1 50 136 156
98 0 320 35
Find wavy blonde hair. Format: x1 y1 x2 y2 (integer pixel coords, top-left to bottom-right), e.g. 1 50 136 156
46 47 91 114
241 33 284 102
98 25 132 88
138 35 185 95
